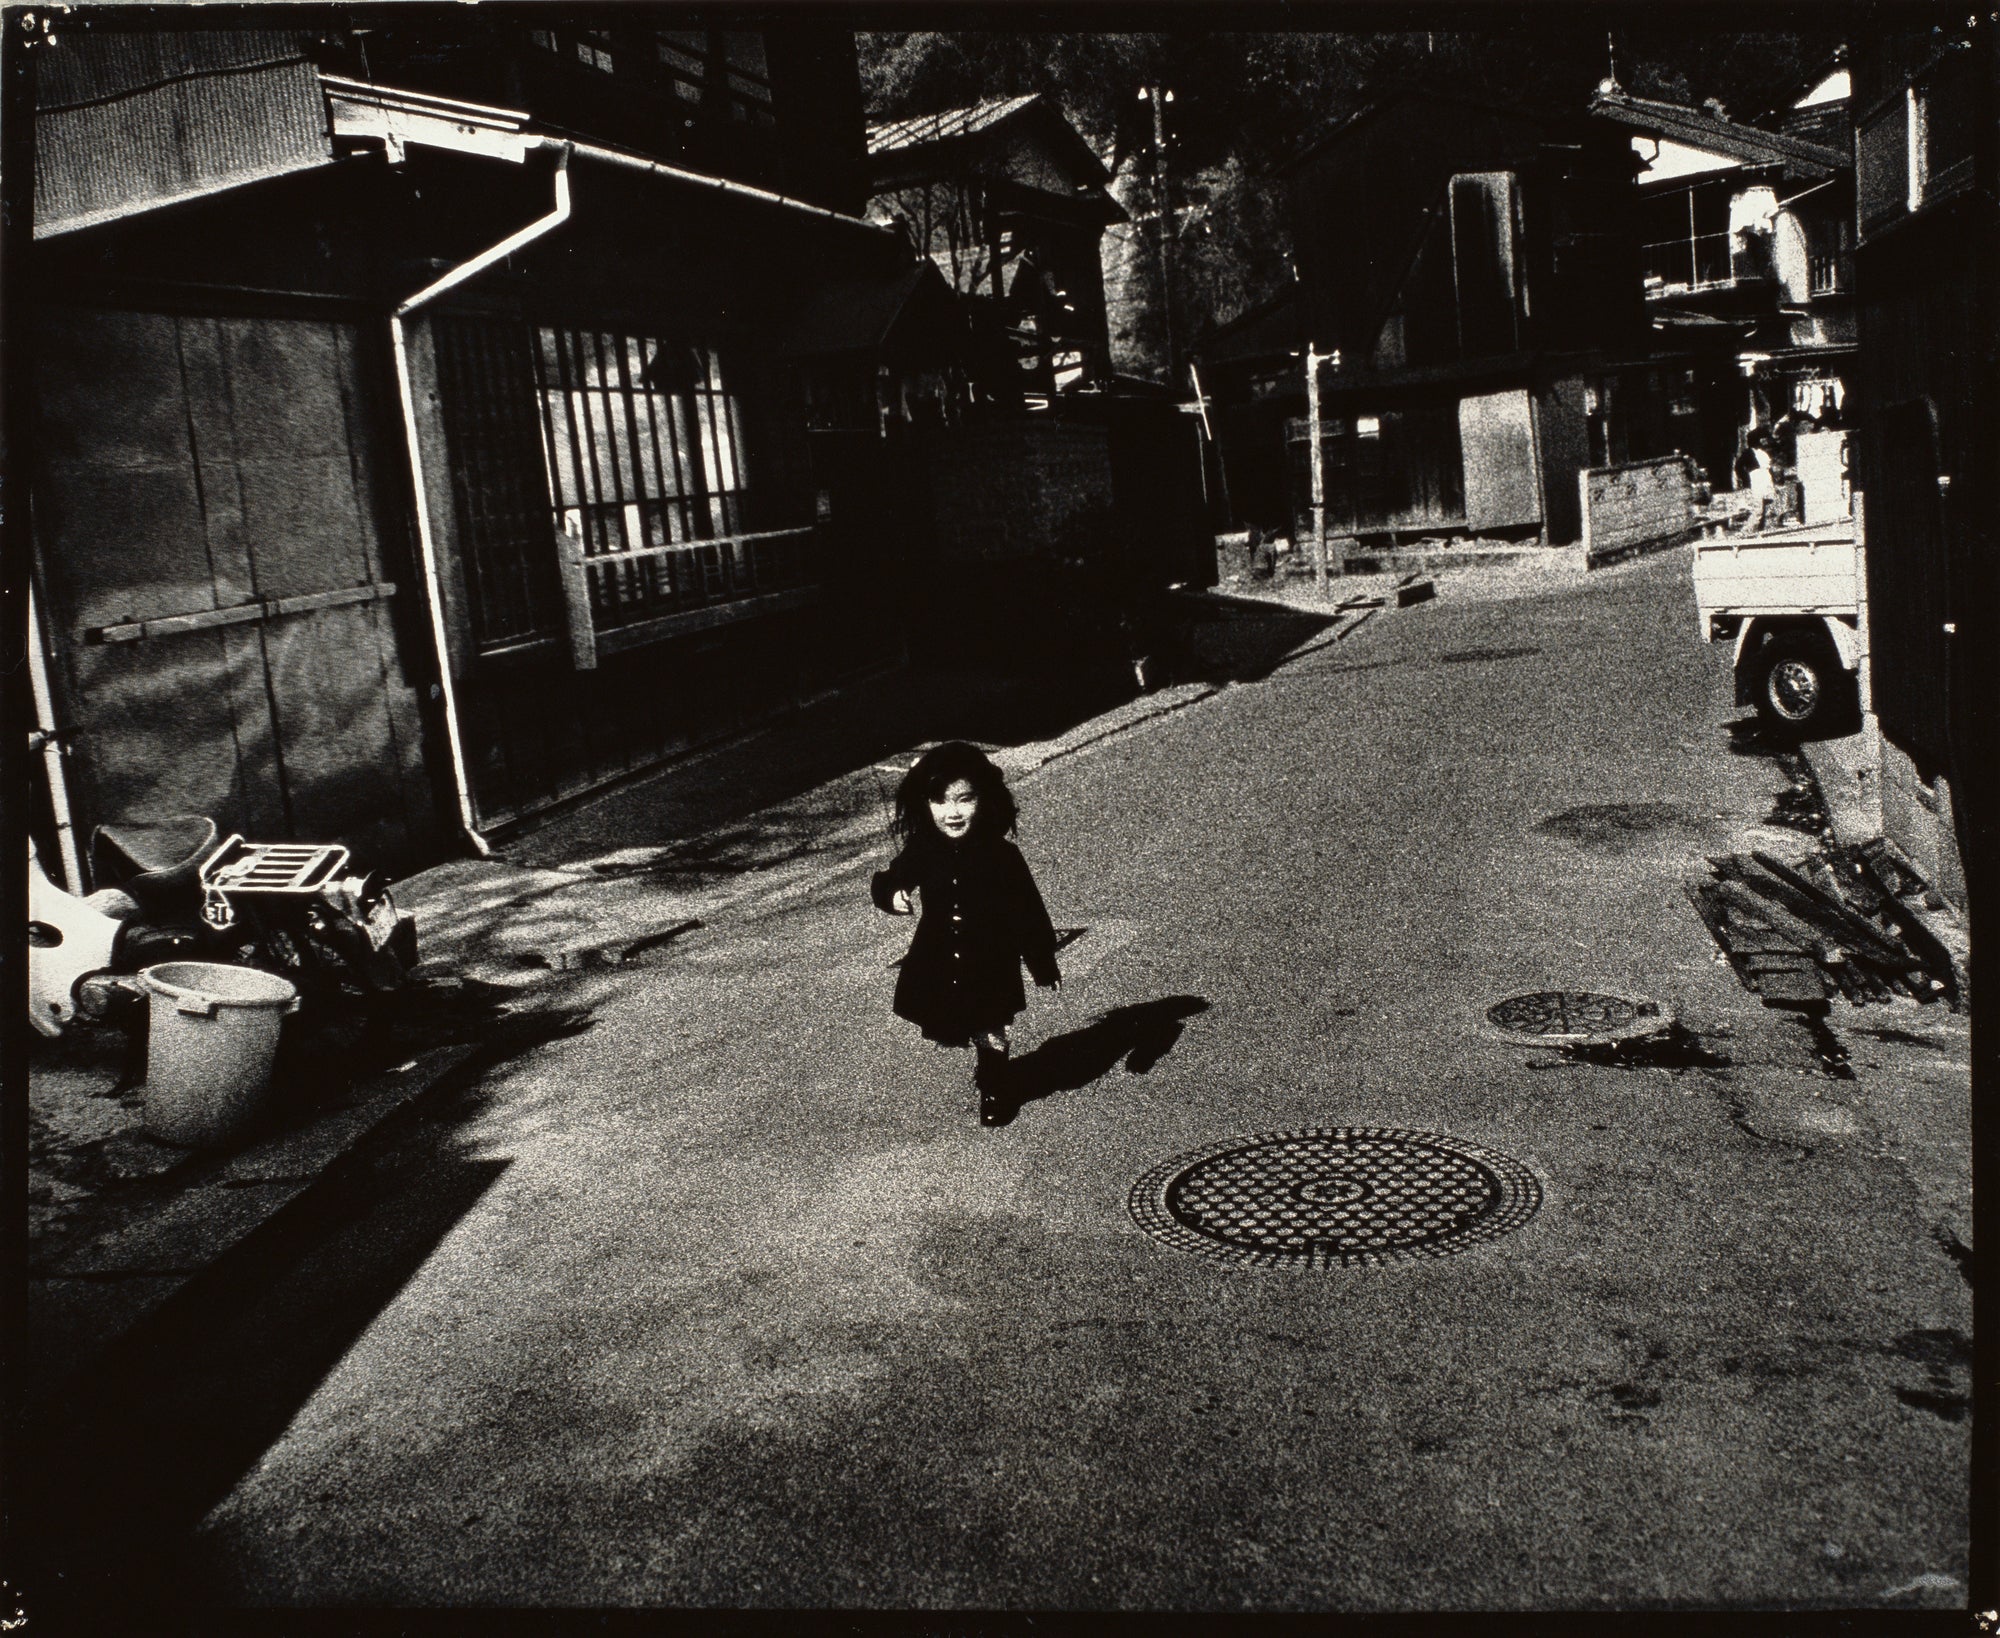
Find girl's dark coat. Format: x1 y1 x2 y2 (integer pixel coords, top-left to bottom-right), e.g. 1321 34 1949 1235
871 834 1060 1044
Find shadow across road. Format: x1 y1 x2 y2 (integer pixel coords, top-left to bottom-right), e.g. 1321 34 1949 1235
22 1005 594 1624
996 996 1210 1122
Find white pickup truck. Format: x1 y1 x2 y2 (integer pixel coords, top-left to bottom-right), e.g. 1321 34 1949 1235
1692 525 1861 734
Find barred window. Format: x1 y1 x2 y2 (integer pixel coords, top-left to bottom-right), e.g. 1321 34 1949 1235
529 27 614 73
431 317 572 654
658 30 708 102
721 32 774 128
531 330 752 627
654 30 774 127
1807 212 1850 295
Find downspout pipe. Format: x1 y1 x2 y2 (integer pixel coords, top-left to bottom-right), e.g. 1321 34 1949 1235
389 142 573 858
26 580 84 891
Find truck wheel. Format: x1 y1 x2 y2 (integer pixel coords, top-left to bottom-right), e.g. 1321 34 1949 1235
1753 631 1842 733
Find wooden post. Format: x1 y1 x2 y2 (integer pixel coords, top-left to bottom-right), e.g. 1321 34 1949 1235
556 532 599 670
1305 344 1328 596
1190 360 1231 524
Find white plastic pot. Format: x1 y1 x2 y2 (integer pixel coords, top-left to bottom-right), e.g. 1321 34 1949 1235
137 962 300 1147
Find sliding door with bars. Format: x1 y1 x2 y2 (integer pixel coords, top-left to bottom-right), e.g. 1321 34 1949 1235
433 315 814 671
532 326 811 662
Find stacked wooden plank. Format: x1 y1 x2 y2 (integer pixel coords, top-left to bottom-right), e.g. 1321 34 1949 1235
1685 844 1957 1011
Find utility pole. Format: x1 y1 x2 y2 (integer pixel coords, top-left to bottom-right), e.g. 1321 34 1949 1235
1304 344 1329 596
1189 360 1231 524
1144 85 1176 385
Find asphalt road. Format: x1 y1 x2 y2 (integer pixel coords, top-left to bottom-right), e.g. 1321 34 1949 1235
151 551 1970 1612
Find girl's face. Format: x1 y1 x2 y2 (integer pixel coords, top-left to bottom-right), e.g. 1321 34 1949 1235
928 778 980 841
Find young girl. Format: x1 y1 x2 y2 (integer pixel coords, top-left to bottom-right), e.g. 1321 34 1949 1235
871 741 1061 1126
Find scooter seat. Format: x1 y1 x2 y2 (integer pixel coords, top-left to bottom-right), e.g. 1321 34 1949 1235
90 817 220 909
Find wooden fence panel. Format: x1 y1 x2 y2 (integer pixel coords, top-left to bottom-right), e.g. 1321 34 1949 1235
33 307 439 870
65 635 253 831
176 317 259 606
34 310 216 630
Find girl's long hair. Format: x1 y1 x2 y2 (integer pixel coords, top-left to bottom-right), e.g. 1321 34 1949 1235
890 740 1018 849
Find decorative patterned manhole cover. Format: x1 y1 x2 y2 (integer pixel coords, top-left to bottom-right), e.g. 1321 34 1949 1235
1128 1128 1543 1270
1484 991 1669 1045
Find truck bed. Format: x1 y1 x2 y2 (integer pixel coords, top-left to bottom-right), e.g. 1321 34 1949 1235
1693 529 1859 626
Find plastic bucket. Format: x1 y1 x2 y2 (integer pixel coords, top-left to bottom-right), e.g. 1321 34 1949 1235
137 962 300 1147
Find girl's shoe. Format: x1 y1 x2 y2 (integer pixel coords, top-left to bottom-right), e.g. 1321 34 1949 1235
974 1039 1011 1126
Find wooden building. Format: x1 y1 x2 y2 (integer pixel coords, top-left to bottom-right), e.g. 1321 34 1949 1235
1198 81 1669 548
1847 17 1992 913
1591 75 1856 491
860 92 1211 665
1192 283 1304 535
24 16 948 876
867 94 1124 398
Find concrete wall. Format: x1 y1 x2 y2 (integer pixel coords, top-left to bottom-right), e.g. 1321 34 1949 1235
1878 734 1967 910
913 419 1119 672
1579 454 1694 567
925 420 1114 564
1535 377 1590 544
1458 388 1541 531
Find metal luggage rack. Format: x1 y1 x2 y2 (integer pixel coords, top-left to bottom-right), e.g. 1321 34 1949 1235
199 835 350 897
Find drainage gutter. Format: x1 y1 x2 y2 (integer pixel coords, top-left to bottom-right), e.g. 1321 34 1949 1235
388 142 573 859
536 134 894 237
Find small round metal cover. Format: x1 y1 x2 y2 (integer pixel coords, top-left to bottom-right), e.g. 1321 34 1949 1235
1128 1127 1543 1270
1483 990 1670 1046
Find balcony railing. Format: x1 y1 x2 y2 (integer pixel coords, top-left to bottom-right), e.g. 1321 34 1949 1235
1641 231 1736 295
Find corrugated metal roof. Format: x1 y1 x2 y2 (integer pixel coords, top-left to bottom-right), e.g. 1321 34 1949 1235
867 94 1040 155
37 28 309 110
35 30 334 238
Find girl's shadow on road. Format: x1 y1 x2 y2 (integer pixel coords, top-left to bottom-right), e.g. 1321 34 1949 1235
1001 996 1209 1119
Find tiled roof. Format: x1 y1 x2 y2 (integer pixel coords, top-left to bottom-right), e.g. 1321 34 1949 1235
867 94 1040 155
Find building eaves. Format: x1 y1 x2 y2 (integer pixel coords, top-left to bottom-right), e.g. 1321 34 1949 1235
769 260 956 357
867 93 1039 155
1590 90 1846 177
323 76 895 239
867 92 1111 189
1196 280 1299 361
1273 82 1408 176
1751 44 1850 127
1276 73 1582 176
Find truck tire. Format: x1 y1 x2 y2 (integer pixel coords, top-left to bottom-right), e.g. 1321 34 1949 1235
1752 629 1845 734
